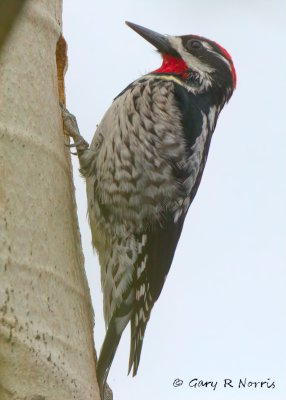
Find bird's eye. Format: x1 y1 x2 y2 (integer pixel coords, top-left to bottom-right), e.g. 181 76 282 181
187 40 202 51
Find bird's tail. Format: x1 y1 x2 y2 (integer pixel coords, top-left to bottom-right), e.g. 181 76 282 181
127 241 154 376
128 280 153 376
127 312 149 376
97 291 133 400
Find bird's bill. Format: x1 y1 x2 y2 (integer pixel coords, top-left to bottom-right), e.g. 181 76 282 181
125 21 174 55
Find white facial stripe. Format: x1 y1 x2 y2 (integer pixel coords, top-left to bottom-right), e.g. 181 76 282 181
201 41 231 69
168 36 215 74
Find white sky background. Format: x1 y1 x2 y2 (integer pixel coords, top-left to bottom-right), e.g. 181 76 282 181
63 1 286 399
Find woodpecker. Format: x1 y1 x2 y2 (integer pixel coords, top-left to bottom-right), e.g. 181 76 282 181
62 21 236 400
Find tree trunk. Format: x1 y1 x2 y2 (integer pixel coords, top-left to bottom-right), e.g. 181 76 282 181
0 1 99 399
0 0 28 52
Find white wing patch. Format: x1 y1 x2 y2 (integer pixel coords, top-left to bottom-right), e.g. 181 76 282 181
174 111 211 222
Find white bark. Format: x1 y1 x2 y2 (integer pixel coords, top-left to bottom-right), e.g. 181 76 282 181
0 1 99 399
0 0 28 51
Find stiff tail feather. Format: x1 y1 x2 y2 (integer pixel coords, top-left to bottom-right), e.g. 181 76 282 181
97 292 133 400
128 302 152 376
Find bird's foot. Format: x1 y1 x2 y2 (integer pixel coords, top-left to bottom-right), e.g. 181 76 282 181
60 103 89 154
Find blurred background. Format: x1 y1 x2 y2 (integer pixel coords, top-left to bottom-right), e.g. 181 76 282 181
63 1 286 399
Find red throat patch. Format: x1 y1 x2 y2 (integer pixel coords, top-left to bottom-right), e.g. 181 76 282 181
153 54 189 79
153 51 236 89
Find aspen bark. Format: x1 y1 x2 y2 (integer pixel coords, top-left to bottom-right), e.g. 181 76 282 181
0 1 99 399
0 0 28 52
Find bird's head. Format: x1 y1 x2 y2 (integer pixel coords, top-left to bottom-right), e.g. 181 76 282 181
126 21 236 101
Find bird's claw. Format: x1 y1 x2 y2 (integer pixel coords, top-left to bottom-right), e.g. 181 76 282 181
60 103 89 153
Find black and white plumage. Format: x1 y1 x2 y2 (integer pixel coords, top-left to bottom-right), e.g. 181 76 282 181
62 21 236 400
